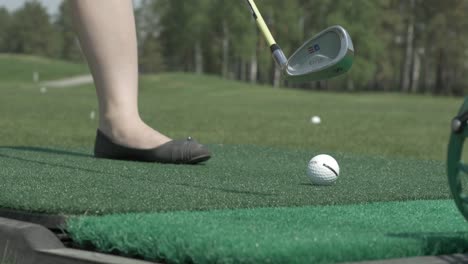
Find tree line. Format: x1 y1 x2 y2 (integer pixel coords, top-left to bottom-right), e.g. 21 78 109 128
1 0 467 95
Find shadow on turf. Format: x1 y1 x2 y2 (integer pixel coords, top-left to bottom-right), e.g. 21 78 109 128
299 182 334 187
173 182 275 196
0 146 107 175
0 146 91 158
387 232 468 255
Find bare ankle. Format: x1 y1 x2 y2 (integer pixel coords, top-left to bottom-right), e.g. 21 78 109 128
97 116 171 149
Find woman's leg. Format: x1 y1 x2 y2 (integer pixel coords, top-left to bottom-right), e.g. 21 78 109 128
71 0 170 149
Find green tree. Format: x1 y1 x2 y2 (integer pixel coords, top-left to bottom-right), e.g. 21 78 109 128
323 0 386 91
420 0 468 95
133 0 468 95
208 1 257 80
376 0 404 92
0 7 10 52
6 1 60 57
135 0 165 73
157 0 212 73
139 34 165 73
265 0 302 86
55 0 83 61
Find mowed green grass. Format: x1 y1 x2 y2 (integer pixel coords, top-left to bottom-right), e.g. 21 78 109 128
0 54 89 85
0 55 461 161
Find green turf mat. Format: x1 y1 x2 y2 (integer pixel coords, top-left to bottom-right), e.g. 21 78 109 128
0 144 447 215
67 200 468 264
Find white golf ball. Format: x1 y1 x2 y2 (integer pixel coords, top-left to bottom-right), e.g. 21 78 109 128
307 154 340 185
90 110 96 120
311 116 321 124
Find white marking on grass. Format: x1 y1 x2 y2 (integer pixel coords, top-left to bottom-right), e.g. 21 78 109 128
32 71 39 83
40 75 93 88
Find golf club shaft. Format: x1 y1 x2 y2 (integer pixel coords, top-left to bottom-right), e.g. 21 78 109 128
246 0 287 68
245 0 276 46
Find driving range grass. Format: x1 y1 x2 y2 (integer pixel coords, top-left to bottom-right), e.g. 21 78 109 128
0 54 461 160
0 55 466 263
0 54 89 85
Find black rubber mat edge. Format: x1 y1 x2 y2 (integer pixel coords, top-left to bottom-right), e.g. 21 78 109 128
0 207 67 229
0 217 158 264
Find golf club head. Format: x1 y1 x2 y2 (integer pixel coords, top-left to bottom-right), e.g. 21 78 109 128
283 25 354 82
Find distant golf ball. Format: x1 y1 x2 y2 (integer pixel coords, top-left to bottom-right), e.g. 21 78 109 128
310 116 321 124
307 154 340 185
90 110 96 120
40 87 47 93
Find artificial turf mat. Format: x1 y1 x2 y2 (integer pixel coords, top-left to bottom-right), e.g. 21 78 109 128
0 144 447 215
67 200 468 264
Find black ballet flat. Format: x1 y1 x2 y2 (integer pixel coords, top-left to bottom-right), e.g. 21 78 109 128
94 130 211 164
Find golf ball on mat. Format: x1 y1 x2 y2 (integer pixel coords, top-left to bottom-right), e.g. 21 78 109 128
307 154 340 185
311 116 321 124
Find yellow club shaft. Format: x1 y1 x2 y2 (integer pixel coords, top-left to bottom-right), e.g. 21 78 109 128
246 0 277 47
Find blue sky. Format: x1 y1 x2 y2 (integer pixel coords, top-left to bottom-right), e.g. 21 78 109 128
1 0 63 14
0 0 141 15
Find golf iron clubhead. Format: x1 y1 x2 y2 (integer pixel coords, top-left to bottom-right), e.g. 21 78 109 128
246 0 354 82
280 25 354 82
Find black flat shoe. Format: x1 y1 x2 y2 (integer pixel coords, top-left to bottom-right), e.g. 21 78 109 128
94 130 211 164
